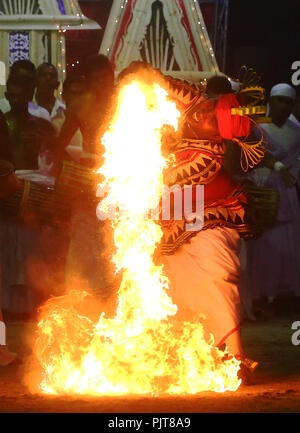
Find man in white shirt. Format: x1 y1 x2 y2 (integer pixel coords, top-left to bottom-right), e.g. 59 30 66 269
289 95 300 126
35 63 66 130
35 63 83 164
34 62 85 168
243 83 300 313
289 113 300 126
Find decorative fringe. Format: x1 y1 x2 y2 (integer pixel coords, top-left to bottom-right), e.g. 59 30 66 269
233 122 267 172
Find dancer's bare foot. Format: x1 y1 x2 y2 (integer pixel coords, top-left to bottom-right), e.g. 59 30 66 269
0 345 17 366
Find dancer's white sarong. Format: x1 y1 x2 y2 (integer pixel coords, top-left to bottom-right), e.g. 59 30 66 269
160 227 241 347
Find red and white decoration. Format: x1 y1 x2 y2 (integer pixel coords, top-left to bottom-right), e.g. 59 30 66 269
100 0 219 80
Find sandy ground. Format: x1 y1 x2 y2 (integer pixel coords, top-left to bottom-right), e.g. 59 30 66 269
0 316 299 413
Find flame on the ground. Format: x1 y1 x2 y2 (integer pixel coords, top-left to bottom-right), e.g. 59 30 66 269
31 77 241 395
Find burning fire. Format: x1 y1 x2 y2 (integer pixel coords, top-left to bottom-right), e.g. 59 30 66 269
30 76 241 395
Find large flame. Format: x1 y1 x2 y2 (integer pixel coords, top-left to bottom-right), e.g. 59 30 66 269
30 77 241 395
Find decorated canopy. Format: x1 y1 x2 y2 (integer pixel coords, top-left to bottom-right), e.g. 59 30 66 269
99 0 220 81
0 0 100 93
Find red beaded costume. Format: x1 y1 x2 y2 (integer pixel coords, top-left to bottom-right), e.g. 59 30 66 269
158 75 266 255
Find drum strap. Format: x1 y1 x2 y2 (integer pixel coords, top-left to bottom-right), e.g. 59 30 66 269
20 180 30 211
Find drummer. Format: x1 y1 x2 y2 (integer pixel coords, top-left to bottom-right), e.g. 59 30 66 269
59 56 115 297
0 111 11 162
0 74 63 317
4 74 56 170
57 54 115 164
0 159 19 366
0 59 50 121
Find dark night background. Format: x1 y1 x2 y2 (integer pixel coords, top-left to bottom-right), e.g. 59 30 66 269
74 0 300 93
227 0 300 92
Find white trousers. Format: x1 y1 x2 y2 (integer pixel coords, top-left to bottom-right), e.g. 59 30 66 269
160 227 241 346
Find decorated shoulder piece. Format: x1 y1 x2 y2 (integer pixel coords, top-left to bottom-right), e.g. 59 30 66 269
161 75 203 112
228 66 267 116
237 65 266 106
231 106 267 116
215 92 267 172
215 67 268 172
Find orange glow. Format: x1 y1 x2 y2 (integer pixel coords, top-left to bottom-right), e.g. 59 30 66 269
30 76 241 396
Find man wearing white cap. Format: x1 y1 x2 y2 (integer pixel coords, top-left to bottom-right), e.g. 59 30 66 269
244 83 300 309
269 83 297 124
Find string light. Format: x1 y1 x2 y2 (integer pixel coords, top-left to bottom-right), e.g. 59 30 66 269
55 18 66 100
191 0 218 72
101 0 218 75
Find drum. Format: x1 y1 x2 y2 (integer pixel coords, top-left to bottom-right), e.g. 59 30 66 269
0 170 70 226
243 183 280 232
55 160 101 201
0 160 20 199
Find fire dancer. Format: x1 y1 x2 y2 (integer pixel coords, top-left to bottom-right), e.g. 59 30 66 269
30 66 249 394
150 70 268 382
